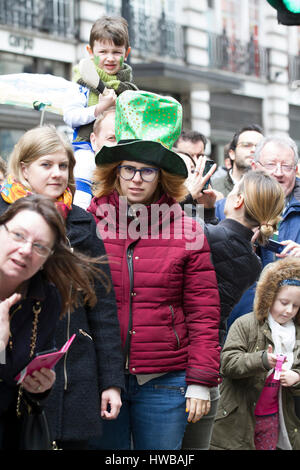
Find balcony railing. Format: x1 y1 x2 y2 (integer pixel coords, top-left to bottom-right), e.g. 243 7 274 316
208 31 270 80
130 10 184 60
0 0 77 39
106 3 185 60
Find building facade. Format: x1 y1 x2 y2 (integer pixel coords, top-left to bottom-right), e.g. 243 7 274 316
0 0 299 164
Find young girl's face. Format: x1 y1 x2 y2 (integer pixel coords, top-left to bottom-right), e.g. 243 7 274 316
270 285 300 325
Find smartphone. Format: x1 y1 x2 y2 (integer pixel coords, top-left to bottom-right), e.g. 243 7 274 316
202 159 215 190
265 239 284 254
35 348 57 357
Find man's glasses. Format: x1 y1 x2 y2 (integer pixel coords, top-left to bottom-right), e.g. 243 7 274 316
118 165 159 182
257 161 296 174
236 142 257 149
3 224 53 257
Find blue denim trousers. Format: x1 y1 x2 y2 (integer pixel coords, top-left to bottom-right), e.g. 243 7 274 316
89 371 188 450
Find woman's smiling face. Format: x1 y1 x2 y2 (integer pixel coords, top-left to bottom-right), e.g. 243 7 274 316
0 209 55 294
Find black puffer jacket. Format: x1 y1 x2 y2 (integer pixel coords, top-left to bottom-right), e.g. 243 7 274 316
0 197 125 441
204 218 262 346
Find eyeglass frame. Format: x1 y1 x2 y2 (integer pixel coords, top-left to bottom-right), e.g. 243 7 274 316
256 160 296 173
118 165 160 182
3 224 54 257
236 142 257 149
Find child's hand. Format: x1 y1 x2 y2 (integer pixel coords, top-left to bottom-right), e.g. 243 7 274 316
267 344 278 369
280 370 300 387
95 89 117 116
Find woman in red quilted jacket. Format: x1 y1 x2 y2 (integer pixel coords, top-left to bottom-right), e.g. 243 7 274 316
88 90 221 450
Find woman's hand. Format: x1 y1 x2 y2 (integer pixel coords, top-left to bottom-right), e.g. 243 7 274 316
0 293 21 351
276 240 300 258
187 157 216 198
186 156 219 208
186 397 211 423
22 368 56 394
101 387 122 420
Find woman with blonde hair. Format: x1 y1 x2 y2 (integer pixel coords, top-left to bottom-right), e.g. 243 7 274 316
180 167 285 450
0 125 124 449
88 90 221 450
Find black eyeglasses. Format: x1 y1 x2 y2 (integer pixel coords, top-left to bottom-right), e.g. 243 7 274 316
118 165 159 182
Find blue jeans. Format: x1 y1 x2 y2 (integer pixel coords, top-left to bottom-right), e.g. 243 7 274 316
89 371 188 450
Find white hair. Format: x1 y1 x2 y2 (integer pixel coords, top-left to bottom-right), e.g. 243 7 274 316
254 135 299 166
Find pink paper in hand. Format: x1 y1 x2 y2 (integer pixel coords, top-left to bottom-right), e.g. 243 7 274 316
15 334 76 384
274 354 286 380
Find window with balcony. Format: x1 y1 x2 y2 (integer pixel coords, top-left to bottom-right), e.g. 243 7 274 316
0 0 77 39
105 0 184 59
221 0 241 40
0 52 70 78
249 0 260 33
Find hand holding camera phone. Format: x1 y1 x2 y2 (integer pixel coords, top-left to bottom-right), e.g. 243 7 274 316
265 239 284 254
202 159 215 191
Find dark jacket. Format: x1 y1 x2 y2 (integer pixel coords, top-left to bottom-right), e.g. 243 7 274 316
44 204 125 441
180 195 262 347
204 218 262 346
216 177 300 330
0 272 61 416
0 196 125 441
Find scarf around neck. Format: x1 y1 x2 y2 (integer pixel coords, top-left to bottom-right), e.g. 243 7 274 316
1 174 72 219
268 312 295 370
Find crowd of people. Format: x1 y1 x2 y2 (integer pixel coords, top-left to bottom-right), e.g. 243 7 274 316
0 14 299 451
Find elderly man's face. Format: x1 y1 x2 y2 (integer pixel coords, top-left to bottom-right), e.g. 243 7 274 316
253 141 296 197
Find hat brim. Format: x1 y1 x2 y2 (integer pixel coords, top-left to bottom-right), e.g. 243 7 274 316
95 140 188 178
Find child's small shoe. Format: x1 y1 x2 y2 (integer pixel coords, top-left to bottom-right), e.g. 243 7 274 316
78 58 100 89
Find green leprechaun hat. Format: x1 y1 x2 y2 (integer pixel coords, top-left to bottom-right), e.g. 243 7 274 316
95 90 188 178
